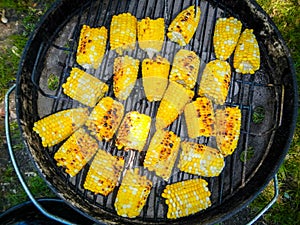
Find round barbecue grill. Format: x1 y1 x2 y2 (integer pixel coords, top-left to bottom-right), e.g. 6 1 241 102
5 0 298 224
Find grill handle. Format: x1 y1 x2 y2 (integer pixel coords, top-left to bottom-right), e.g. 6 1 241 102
5 84 279 224
4 84 76 225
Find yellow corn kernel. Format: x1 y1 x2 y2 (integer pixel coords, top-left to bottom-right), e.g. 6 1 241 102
85 97 124 141
169 49 200 89
142 56 170 102
110 12 137 55
113 55 139 100
83 149 124 196
213 17 242 60
156 81 194 129
144 130 181 181
178 142 225 177
198 59 231 105
54 128 98 177
116 111 151 152
137 17 165 58
33 108 89 147
161 178 211 219
233 29 260 74
167 6 201 46
184 97 215 138
76 25 107 69
215 106 241 156
114 168 152 218
62 67 108 107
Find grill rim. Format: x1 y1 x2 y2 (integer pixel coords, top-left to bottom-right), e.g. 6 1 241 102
14 0 298 224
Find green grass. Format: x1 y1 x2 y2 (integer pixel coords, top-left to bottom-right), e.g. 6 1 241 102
251 0 300 224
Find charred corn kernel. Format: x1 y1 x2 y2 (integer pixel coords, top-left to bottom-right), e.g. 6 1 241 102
54 128 98 177
110 13 137 54
114 168 152 218
215 106 241 156
213 17 242 60
62 67 108 107
116 111 151 152
161 178 211 219
85 97 124 141
144 130 181 181
169 49 200 89
199 59 231 105
142 56 170 102
113 55 139 100
167 6 201 46
76 25 107 69
178 142 225 177
138 17 165 58
33 108 89 147
184 97 215 138
83 149 124 196
233 29 260 74
156 81 194 129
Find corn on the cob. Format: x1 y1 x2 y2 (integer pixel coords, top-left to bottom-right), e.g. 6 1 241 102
213 17 242 60
144 130 180 181
156 81 194 129
137 17 165 58
142 56 170 102
167 6 201 46
116 111 151 152
215 106 241 156
233 29 260 74
85 97 124 142
33 108 89 147
161 178 211 219
184 97 215 138
110 12 137 55
54 128 98 177
76 25 107 69
83 149 124 196
113 55 139 100
114 168 152 218
169 49 200 89
178 142 225 177
62 67 108 107
198 59 231 105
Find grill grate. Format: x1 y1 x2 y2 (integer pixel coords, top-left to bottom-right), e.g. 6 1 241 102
30 0 283 223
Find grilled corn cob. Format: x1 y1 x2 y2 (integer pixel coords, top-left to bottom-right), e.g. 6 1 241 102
116 111 151 152
233 29 260 74
33 108 89 147
114 168 152 218
169 49 200 89
167 6 201 46
213 17 242 60
142 56 170 102
156 81 194 129
198 59 231 105
178 142 225 177
62 67 108 107
161 178 211 219
110 12 137 54
85 97 124 141
137 17 165 58
113 55 139 100
184 97 215 138
54 128 98 177
215 106 241 156
76 25 108 69
144 130 181 181
83 149 124 196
